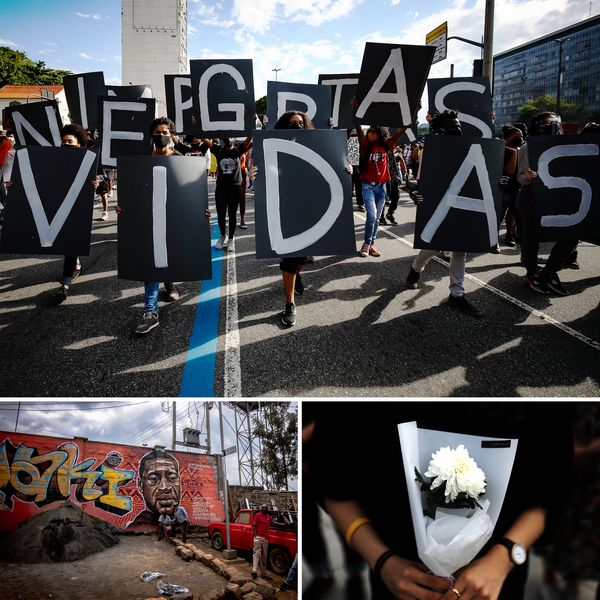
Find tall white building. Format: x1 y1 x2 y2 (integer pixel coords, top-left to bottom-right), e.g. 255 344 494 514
122 0 188 113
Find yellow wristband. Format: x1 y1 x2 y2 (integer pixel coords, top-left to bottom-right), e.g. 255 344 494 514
345 517 373 549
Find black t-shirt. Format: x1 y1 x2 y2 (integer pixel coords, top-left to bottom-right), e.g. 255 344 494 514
215 143 244 186
504 147 521 193
309 402 574 600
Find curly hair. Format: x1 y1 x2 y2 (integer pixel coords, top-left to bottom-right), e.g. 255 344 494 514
149 116 176 136
274 110 314 130
365 125 390 142
501 125 521 139
429 109 460 134
60 123 87 146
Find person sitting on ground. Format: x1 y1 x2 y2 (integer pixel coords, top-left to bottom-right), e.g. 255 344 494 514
405 109 483 317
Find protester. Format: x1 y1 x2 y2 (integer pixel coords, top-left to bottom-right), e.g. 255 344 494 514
310 402 574 600
55 123 99 303
405 110 483 317
204 134 253 254
517 112 578 295
114 116 211 334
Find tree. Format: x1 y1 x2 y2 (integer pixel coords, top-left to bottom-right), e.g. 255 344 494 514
255 95 267 117
0 46 72 88
517 94 588 127
252 403 298 491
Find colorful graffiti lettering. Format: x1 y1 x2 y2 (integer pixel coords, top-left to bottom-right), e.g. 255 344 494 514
0 440 134 515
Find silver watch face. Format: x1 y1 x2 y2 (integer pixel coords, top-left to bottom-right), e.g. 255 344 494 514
512 543 527 565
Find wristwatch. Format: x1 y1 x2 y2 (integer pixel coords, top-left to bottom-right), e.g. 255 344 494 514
497 538 527 565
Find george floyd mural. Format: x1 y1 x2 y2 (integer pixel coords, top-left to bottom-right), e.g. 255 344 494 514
0 433 224 532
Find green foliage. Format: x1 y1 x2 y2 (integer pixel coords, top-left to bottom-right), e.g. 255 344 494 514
252 403 298 491
414 467 483 519
0 46 72 88
255 95 267 116
517 94 588 127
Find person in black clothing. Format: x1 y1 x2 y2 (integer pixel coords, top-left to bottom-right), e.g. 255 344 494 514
204 135 252 254
497 125 523 248
309 402 574 600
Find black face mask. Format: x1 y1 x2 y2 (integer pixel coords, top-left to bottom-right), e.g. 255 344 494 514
288 122 303 129
153 134 170 148
510 137 523 148
444 128 462 136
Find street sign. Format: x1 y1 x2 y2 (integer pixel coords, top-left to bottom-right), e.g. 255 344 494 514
426 22 448 65
223 445 237 456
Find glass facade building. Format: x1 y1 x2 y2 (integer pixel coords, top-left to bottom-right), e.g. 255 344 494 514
493 15 600 126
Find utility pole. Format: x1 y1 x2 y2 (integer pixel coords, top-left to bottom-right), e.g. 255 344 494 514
219 402 236 559
555 37 570 117
482 0 495 84
205 401 212 454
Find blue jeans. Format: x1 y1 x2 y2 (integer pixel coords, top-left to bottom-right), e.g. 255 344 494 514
362 181 387 245
284 554 298 585
144 282 160 313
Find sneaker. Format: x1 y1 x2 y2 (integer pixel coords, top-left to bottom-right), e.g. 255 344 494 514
406 266 420 289
369 244 381 257
524 274 551 294
108 191 113 197
541 273 568 296
279 583 291 592
379 214 388 225
359 242 370 257
448 293 483 317
305 256 315 264
55 284 69 303
164 282 179 301
294 273 304 296
251 572 257 579
282 302 296 326
504 233 516 247
101 211 108 221
215 234 228 250
386 213 397 225
71 265 82 282
135 311 159 334
490 243 500 254
240 222 248 229
228 238 235 253
357 205 365 212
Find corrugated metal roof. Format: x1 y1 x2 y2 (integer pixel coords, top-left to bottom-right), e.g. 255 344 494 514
0 85 64 99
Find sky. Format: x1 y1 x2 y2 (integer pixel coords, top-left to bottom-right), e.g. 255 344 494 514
2 0 599 123
0 400 298 489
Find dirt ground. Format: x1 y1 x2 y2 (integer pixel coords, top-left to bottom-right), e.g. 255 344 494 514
0 534 297 600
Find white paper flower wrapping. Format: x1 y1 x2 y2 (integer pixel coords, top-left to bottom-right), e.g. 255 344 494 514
424 500 494 575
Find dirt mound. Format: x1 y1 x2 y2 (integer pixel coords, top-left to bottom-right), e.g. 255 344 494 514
0 500 120 563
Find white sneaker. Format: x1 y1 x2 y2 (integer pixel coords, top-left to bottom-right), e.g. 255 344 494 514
108 191 113 197
228 238 235 252
215 234 228 250
101 212 108 221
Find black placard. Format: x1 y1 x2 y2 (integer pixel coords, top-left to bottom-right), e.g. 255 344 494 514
266 81 333 130
96 96 155 168
318 73 360 130
117 155 211 282
165 74 195 135
427 77 494 138
0 146 98 256
4 101 63 147
253 129 355 258
190 59 255 137
528 134 600 242
62 71 106 131
354 43 435 127
106 85 153 98
414 135 504 252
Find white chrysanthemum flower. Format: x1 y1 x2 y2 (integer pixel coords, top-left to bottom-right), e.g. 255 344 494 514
424 445 487 503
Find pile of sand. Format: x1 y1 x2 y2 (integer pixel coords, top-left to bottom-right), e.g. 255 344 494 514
0 500 120 563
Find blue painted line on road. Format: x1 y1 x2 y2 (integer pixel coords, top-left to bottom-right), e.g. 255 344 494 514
179 224 224 398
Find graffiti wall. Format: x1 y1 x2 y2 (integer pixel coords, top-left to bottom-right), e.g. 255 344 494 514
0 432 225 532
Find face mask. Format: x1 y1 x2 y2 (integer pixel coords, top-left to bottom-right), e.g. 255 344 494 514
153 134 170 148
444 128 462 136
289 122 303 129
510 137 523 148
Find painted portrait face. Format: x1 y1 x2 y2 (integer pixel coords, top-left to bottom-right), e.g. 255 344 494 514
138 457 181 516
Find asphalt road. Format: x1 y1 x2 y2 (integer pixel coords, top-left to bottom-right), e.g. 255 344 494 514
1 178 599 397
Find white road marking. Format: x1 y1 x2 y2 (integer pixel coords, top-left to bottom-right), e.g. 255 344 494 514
224 250 242 397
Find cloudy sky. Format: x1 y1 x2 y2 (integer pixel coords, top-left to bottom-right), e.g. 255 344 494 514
3 0 597 122
0 400 298 488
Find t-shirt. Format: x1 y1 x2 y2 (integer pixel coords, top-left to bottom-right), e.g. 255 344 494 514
253 511 273 540
158 514 171 526
359 137 395 183
215 144 244 186
173 506 188 523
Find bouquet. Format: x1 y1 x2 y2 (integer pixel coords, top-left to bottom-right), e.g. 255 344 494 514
398 422 518 578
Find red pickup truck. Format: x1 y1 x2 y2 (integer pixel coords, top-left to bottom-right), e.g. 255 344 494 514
209 509 297 574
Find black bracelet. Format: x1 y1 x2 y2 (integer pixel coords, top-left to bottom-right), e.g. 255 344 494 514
374 549 396 579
